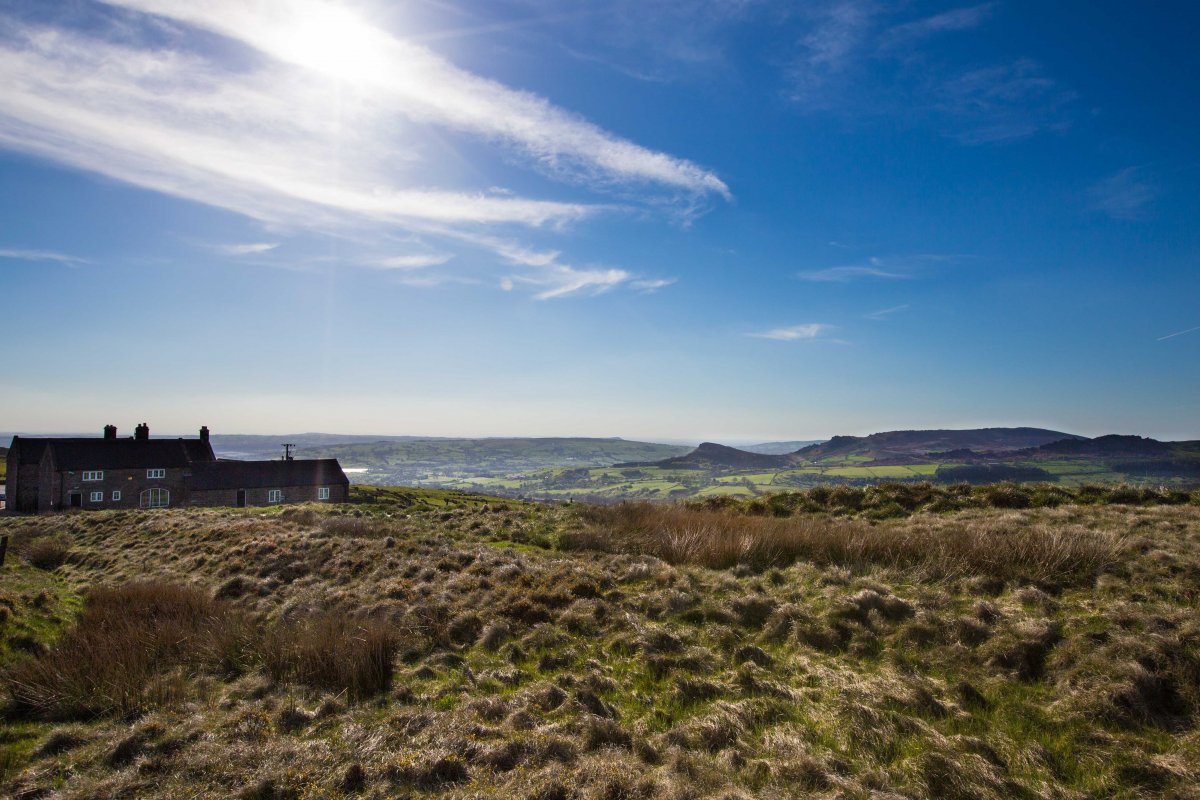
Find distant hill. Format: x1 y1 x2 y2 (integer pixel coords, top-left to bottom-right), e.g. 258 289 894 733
630 442 792 470
1028 435 1173 458
794 428 1084 461
625 428 1091 473
739 440 826 455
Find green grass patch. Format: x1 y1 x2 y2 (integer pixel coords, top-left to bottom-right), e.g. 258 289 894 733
0 562 81 670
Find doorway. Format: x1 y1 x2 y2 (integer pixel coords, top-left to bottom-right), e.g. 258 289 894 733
69 492 82 508
236 489 246 508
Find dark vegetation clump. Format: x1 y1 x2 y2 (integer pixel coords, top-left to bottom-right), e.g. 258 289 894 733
14 535 73 571
3 581 402 720
5 582 237 719
259 615 399 698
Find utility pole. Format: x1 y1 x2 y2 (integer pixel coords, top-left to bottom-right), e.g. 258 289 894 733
282 443 296 461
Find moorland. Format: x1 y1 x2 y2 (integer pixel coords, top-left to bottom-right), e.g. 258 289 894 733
2 482 1199 798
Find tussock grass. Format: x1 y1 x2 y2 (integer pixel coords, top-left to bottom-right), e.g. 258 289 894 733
567 502 1124 583
9 533 73 571
4 582 238 719
2 496 1198 799
259 615 399 698
3 582 402 720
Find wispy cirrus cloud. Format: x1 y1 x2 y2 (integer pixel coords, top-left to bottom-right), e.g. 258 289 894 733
100 0 729 199
802 252 967 282
515 265 632 300
0 248 88 264
630 278 677 293
798 264 908 282
865 304 909 320
1157 325 1200 342
530 0 764 84
446 229 668 299
0 0 725 299
373 253 454 270
789 0 879 107
880 3 994 49
1088 167 1157 220
749 323 831 340
788 2 1076 144
931 59 1076 144
216 242 280 256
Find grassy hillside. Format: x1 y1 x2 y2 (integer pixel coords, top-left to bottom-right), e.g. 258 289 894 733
2 489 1199 797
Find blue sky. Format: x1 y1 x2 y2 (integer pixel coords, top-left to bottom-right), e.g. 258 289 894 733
1 0 1197 441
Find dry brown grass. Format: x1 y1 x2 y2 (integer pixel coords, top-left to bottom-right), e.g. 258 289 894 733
259 615 400 698
4 581 403 720
4 582 238 719
566 502 1125 584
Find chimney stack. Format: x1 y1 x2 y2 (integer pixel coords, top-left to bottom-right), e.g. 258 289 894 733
199 425 210 444
135 422 149 441
103 424 117 440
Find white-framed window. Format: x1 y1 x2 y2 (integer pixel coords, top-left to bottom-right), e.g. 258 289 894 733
112 490 122 501
318 487 330 500
82 470 103 481
89 491 104 502
146 468 166 479
140 488 169 509
268 489 282 503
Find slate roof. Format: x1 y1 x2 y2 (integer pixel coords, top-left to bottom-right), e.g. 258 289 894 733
187 459 349 491
11 437 216 470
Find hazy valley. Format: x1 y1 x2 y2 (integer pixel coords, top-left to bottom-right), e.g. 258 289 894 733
205 428 1200 503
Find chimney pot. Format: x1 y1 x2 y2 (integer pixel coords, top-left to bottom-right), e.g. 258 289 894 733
103 425 117 440
135 423 149 441
199 425 210 443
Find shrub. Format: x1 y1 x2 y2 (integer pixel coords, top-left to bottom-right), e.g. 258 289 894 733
981 483 1031 509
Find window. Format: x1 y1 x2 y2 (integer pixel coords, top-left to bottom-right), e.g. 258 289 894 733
140 488 169 508
318 487 330 500
112 490 122 501
89 491 104 502
146 468 166 479
268 489 282 503
82 471 103 481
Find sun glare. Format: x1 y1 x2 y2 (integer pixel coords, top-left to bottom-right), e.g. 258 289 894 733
267 3 392 84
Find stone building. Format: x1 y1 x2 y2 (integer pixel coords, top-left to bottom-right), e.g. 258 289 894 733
4 424 349 513
188 459 349 508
